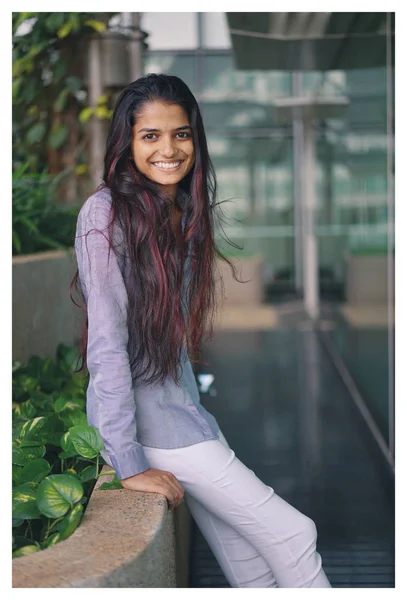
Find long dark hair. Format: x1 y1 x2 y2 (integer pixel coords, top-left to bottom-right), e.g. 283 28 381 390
71 73 244 386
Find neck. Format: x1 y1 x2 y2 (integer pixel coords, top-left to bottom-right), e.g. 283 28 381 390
162 183 178 202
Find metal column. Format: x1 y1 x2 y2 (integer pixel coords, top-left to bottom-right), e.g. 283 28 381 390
301 118 319 321
292 72 304 295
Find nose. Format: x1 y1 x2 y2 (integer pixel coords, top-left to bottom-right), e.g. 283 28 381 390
159 135 177 158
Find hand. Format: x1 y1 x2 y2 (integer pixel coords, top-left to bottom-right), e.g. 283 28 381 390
120 468 185 510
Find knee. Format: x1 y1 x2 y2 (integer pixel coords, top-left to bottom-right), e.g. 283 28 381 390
298 514 318 547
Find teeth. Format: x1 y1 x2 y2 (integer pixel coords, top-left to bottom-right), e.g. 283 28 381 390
153 161 181 169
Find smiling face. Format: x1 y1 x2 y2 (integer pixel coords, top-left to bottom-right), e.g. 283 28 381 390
131 100 195 199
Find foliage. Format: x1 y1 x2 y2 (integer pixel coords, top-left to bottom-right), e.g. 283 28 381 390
12 162 81 255
12 344 122 558
12 12 117 174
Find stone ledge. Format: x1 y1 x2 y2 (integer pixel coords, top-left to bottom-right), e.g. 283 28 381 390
13 465 190 588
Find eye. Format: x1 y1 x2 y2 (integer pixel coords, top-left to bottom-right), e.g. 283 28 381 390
176 131 191 139
142 133 157 140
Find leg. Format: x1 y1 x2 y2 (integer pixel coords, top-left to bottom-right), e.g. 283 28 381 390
143 434 331 588
185 491 278 587
184 428 277 587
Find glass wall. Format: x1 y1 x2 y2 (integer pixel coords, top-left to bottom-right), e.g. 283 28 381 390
299 55 393 457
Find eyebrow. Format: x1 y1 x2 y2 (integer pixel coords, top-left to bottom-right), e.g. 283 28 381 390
137 125 192 134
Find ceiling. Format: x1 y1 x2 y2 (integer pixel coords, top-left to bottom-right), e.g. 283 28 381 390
226 13 395 71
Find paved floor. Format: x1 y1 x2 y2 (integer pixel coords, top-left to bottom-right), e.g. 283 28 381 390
190 323 395 588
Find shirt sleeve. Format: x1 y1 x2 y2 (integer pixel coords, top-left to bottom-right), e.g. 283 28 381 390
74 192 149 479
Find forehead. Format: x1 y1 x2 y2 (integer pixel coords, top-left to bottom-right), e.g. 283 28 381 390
135 101 189 126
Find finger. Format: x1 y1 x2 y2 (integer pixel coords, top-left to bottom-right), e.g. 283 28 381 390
162 475 183 499
157 483 177 508
169 475 184 498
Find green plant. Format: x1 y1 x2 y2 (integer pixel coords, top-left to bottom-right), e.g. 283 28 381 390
12 162 80 255
12 12 117 175
12 344 122 558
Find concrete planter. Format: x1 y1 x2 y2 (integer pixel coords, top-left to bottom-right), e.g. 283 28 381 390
345 252 394 304
13 466 192 587
217 254 264 307
12 248 82 363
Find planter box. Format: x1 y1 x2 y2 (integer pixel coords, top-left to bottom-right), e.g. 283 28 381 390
217 254 264 307
13 466 192 587
345 252 394 304
12 248 82 363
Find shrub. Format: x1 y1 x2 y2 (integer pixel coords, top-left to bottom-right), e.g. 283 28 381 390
12 163 80 256
12 344 122 558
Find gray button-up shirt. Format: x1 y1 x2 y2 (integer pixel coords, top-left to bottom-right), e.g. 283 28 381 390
74 188 220 479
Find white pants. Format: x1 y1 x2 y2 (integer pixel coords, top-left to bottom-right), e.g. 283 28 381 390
142 430 331 588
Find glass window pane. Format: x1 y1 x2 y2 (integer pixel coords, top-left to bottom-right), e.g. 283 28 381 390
209 134 295 284
141 13 198 50
202 55 292 129
144 54 198 97
202 12 231 49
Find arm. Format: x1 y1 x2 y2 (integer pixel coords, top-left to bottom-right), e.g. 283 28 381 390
75 192 149 479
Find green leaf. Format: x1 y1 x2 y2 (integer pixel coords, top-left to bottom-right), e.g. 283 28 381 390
58 432 78 459
36 474 83 518
42 532 61 548
27 41 48 59
57 343 80 371
18 458 51 485
59 408 88 429
12 79 20 101
58 503 83 540
54 397 83 414
13 545 40 558
57 20 73 39
39 413 65 446
84 19 106 33
13 536 37 549
69 425 104 458
75 164 88 175
97 93 109 105
13 399 36 420
20 416 47 440
12 425 22 441
60 431 76 453
19 439 45 448
12 517 25 528
79 107 94 124
20 375 40 394
98 475 123 490
12 482 41 520
12 443 46 466
12 230 21 253
12 465 23 487
49 123 68 150
63 468 79 477
20 216 39 234
78 464 97 483
58 449 78 460
54 88 69 112
26 122 46 144
94 106 111 120
45 13 66 32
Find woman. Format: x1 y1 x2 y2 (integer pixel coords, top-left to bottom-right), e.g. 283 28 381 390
72 73 331 588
